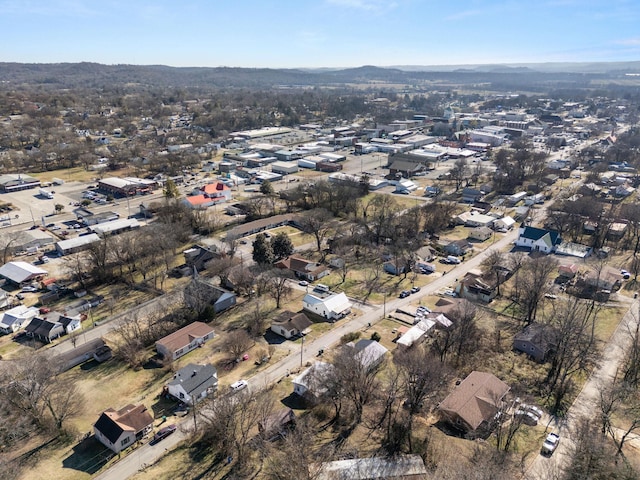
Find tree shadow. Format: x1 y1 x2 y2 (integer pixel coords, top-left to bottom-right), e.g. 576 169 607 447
61 435 114 475
280 392 306 410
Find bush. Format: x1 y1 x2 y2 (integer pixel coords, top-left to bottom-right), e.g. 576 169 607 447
370 331 381 342
340 331 361 344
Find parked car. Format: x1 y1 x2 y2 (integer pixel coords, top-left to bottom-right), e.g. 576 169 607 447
444 289 457 297
21 286 38 293
541 433 560 455
410 286 421 294
15 293 25 300
153 424 177 443
298 280 309 287
523 404 544 419
399 290 410 298
39 307 51 314
514 409 538 426
230 379 248 392
621 269 631 279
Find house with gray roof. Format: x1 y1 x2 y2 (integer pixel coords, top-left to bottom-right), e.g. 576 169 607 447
0 261 47 285
513 323 556 363
166 363 218 405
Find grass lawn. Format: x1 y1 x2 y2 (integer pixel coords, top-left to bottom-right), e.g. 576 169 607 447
32 167 96 183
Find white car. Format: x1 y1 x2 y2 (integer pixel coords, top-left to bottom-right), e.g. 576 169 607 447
21 286 38 293
541 433 560 455
230 379 248 392
523 404 544 419
298 280 309 287
444 289 457 297
514 409 538 426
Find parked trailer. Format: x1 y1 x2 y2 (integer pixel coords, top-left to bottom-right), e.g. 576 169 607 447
38 188 54 199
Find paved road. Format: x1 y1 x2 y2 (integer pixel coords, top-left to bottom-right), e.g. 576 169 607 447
92 226 521 480
524 300 639 479
48 290 184 356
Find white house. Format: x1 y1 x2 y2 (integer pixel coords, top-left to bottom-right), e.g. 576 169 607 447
397 319 436 348
346 339 388 371
166 363 218 405
270 311 313 339
0 305 38 334
515 226 561 254
493 215 516 231
293 362 333 402
93 404 154 453
302 292 352 321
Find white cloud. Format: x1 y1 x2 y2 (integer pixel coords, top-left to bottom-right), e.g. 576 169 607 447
616 37 640 46
325 0 397 12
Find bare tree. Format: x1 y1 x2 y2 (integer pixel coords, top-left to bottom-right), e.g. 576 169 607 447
516 256 558 324
200 390 274 470
225 329 254 362
332 342 384 424
263 269 293 309
546 298 599 413
432 299 480 366
298 208 334 256
263 417 332 480
0 351 84 433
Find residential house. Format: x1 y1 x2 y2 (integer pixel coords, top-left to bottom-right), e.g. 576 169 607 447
582 265 623 292
513 323 556 363
293 362 334 403
183 182 232 209
461 187 484 203
345 339 388 371
258 408 296 441
607 222 628 240
415 246 435 262
396 319 436 348
155 321 215 361
183 245 221 272
24 317 65 343
438 371 510 435
558 263 578 280
310 454 427 480
493 215 516 231
383 260 407 276
57 338 109 372
444 239 471 256
455 271 496 303
94 404 154 453
183 278 236 314
0 305 38 334
468 226 493 242
270 311 312 339
166 363 218 405
515 226 561 253
0 261 47 286
302 292 352 321
275 255 330 282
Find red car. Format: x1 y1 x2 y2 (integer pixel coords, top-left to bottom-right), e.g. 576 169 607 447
153 424 177 443
39 307 51 314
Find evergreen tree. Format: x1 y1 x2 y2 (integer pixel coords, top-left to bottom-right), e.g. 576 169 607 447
252 233 274 265
271 232 294 260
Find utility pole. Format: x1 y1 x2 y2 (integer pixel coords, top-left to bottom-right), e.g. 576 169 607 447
300 336 304 368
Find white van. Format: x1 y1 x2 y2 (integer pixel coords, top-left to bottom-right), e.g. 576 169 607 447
446 256 461 264
314 284 330 293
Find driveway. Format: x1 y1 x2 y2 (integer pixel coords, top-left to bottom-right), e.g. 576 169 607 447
524 299 638 479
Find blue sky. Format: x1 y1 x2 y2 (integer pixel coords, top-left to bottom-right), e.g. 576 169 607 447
1 0 639 68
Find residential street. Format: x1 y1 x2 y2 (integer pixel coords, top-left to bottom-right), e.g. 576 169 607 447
92 226 521 480
524 299 638 479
